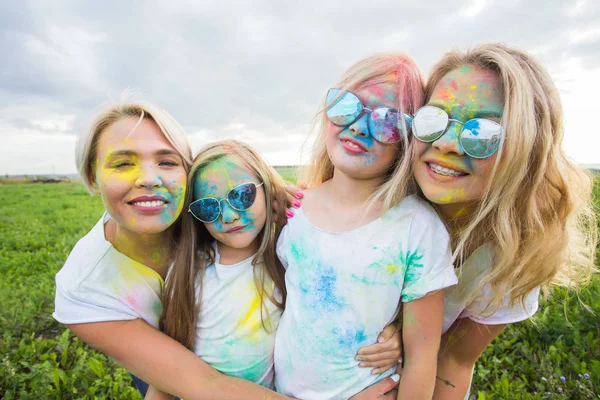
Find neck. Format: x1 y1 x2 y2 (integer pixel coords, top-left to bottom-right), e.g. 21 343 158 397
326 168 384 208
217 239 259 266
107 219 172 278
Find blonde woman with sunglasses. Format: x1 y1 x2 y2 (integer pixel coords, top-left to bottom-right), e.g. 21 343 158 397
408 44 597 399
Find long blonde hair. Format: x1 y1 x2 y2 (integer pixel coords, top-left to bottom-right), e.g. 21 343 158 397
301 53 425 211
160 139 288 349
426 43 598 311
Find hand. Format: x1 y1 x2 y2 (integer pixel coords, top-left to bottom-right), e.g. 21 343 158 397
280 182 305 219
356 324 402 375
349 375 400 399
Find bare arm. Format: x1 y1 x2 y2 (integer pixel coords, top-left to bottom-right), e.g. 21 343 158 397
432 318 506 400
67 320 288 400
396 291 444 400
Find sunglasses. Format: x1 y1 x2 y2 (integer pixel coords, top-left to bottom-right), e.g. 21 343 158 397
412 106 504 159
188 182 264 223
325 88 413 144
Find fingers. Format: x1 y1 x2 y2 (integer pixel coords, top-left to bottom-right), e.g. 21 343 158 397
356 350 400 363
285 192 302 211
356 339 399 356
377 324 397 343
283 183 305 201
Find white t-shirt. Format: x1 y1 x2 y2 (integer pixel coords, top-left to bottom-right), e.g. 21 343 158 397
274 195 458 400
442 243 540 333
53 213 164 328
193 244 282 389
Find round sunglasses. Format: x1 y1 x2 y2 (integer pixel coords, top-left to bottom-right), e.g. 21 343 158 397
188 182 264 223
412 105 504 159
326 88 413 144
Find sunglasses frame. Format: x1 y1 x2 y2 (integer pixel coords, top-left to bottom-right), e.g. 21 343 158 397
326 88 413 144
188 182 264 223
412 105 505 159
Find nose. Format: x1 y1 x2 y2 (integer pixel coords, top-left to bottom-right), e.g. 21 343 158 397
135 164 162 188
431 121 465 156
220 200 240 224
348 113 370 138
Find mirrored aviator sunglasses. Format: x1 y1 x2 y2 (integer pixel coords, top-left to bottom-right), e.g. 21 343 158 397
188 182 264 223
325 88 412 144
412 105 505 159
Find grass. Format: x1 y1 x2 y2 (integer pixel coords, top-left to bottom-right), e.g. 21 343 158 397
0 178 598 399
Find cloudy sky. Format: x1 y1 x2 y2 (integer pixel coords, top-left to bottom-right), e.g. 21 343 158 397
1 0 599 175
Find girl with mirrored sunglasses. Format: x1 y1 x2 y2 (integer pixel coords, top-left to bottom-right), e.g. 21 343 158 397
408 44 598 399
274 53 458 400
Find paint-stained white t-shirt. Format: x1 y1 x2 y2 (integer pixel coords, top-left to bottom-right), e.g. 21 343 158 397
442 243 540 333
53 213 164 328
193 244 282 389
274 195 457 400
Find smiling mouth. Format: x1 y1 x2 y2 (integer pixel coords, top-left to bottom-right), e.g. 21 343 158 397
129 200 167 208
427 162 468 177
226 225 248 233
340 138 367 153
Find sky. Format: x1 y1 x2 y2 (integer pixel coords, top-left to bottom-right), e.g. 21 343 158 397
1 0 599 175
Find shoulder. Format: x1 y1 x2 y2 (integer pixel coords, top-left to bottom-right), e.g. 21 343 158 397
384 195 447 233
56 216 112 292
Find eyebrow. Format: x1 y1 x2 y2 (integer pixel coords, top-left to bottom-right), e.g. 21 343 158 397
106 149 180 158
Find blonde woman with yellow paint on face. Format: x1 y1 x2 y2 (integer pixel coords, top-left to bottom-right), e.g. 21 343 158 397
409 44 598 399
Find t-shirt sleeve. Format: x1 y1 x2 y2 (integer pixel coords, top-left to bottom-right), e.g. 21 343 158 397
401 206 458 302
53 278 140 325
460 285 540 325
276 225 290 270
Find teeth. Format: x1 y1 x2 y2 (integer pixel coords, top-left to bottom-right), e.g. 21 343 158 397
429 163 466 177
132 201 165 208
343 140 361 149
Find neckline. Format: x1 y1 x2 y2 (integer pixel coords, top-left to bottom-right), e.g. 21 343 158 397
295 205 384 235
213 241 257 268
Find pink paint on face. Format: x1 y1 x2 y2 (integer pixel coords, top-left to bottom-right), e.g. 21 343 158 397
413 65 503 218
94 117 187 235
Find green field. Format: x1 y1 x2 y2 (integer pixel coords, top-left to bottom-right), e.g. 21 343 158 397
0 179 598 399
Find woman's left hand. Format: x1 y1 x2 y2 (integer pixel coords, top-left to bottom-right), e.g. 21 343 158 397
355 324 402 375
279 183 305 219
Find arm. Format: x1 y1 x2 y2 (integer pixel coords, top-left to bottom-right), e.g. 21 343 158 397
67 319 289 400
432 318 506 400
397 291 444 400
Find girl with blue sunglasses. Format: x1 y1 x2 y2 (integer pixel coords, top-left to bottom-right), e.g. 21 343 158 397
274 54 458 399
147 140 404 400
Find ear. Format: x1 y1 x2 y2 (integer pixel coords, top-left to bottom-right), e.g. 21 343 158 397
91 180 101 194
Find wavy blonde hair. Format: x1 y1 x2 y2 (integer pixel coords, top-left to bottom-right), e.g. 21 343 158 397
301 53 425 211
426 43 598 312
160 139 288 349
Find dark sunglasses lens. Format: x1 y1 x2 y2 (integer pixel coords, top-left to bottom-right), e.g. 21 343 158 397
326 89 362 126
461 119 503 158
190 198 220 222
228 183 257 211
413 106 449 142
368 108 405 143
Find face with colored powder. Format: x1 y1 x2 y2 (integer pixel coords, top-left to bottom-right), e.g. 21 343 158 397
94 116 187 234
193 157 267 255
326 82 404 180
413 65 503 215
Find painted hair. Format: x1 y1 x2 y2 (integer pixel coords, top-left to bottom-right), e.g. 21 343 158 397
426 43 598 312
76 95 193 193
160 139 288 350
300 53 425 211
